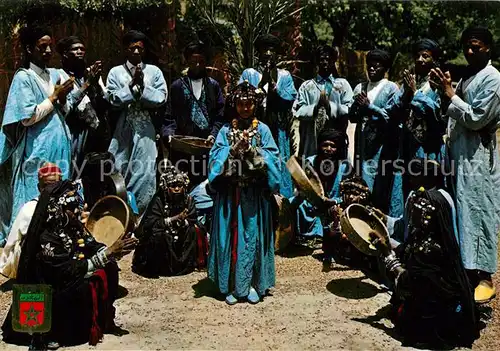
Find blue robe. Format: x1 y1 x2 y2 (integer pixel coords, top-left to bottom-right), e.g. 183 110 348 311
386 80 445 199
293 75 354 157
0 68 71 246
208 121 280 297
349 79 403 217
239 68 297 198
291 156 350 237
106 64 167 215
446 62 500 274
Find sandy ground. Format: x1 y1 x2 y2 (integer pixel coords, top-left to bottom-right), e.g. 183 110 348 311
0 246 498 351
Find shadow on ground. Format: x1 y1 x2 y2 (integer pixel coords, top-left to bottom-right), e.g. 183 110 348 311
326 276 382 300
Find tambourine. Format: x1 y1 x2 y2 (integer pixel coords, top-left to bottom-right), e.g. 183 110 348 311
340 204 390 256
85 195 134 247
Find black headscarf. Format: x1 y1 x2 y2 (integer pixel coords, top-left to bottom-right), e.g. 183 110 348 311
414 189 479 346
122 30 147 46
315 44 338 63
461 26 493 46
413 38 441 60
366 49 392 70
184 40 208 60
255 33 281 52
56 36 83 56
16 180 76 284
317 128 348 159
19 25 52 49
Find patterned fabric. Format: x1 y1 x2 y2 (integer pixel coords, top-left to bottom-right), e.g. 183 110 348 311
182 80 209 130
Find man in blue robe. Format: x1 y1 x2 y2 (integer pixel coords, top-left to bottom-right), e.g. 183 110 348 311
106 30 168 215
386 39 445 201
56 36 110 177
163 41 225 188
431 26 500 303
208 82 280 305
0 26 74 246
290 129 351 267
239 34 297 198
349 49 402 217
293 45 354 158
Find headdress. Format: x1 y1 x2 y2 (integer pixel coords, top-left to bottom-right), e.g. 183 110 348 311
413 38 441 60
159 166 190 190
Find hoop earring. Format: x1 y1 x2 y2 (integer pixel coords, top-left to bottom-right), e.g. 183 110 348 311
62 212 70 227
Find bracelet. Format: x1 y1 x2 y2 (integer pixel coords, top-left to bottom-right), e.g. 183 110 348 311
383 253 402 274
90 248 110 269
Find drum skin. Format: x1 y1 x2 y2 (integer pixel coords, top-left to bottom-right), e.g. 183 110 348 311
340 204 389 256
286 156 326 209
85 195 134 247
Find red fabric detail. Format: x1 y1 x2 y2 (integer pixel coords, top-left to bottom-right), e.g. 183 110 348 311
195 225 208 268
230 187 240 272
398 303 405 317
89 269 108 346
38 164 62 178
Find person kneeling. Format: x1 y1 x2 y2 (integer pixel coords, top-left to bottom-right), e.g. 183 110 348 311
132 166 207 277
2 180 137 348
370 186 480 348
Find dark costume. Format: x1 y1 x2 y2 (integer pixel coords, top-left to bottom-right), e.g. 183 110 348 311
2 181 119 347
57 36 111 177
132 167 207 277
382 189 479 348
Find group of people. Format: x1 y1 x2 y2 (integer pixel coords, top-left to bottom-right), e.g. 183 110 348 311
0 21 498 349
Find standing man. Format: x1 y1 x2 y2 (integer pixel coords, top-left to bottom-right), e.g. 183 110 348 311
293 45 353 158
386 39 444 200
162 41 225 187
349 49 402 217
432 26 500 303
0 25 73 246
239 34 297 198
56 36 110 176
106 30 168 215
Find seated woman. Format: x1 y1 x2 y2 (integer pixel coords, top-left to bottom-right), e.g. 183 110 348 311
369 161 480 348
132 166 207 277
2 180 137 348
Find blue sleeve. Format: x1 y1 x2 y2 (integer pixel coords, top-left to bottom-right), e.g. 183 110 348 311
411 89 441 121
257 124 281 192
106 68 135 107
140 67 168 107
208 127 231 184
277 73 297 101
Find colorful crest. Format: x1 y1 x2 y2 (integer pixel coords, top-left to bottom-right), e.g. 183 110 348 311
12 284 52 333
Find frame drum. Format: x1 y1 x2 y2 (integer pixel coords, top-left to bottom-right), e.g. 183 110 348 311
340 204 389 256
85 195 132 247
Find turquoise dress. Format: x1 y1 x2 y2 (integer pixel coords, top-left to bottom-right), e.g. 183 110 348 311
349 79 403 217
0 68 71 246
208 121 280 297
239 68 297 198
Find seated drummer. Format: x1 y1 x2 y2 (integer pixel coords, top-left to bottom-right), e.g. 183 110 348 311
2 180 137 349
132 166 207 278
369 162 480 348
290 129 351 266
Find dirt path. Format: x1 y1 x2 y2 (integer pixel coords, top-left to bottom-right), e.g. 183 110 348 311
0 248 499 350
